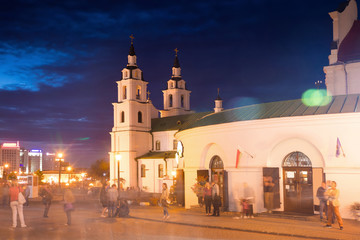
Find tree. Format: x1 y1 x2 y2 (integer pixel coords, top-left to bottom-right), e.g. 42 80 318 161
34 170 44 184
7 172 17 180
88 159 110 181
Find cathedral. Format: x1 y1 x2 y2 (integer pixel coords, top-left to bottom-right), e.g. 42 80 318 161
110 0 360 219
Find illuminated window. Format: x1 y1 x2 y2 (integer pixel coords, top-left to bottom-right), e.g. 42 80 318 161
169 95 173 107
282 152 312 167
134 71 138 78
124 71 128 78
158 164 164 178
138 111 142 123
141 164 146 177
121 111 125 123
156 140 160 150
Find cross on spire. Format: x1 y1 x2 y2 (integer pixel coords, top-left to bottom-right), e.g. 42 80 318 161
147 91 151 100
174 48 179 56
130 34 135 44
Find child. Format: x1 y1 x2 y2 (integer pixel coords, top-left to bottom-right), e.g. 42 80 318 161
241 199 249 218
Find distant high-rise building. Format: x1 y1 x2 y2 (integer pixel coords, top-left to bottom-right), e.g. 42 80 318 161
20 148 29 173
43 152 56 171
0 142 20 172
28 149 43 172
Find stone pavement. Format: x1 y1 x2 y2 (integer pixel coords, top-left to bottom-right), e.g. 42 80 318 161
129 205 360 240
0 200 359 240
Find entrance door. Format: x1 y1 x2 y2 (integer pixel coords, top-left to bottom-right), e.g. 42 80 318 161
283 152 314 214
210 156 224 207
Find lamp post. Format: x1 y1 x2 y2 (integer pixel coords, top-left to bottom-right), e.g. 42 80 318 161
115 154 121 194
55 153 64 189
3 163 9 182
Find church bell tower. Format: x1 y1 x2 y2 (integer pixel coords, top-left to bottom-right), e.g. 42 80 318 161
160 49 193 117
110 35 158 188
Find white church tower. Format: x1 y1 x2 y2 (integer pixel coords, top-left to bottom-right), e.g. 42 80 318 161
324 0 360 95
110 35 158 188
160 49 193 117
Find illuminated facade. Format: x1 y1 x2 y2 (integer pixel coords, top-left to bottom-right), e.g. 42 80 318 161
110 0 360 220
0 142 20 172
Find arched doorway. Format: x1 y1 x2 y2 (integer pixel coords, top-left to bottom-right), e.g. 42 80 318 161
210 155 224 206
283 151 314 214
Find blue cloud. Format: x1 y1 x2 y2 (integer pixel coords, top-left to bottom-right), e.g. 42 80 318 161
0 43 73 91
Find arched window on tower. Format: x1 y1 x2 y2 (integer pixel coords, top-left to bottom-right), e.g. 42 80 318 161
138 111 142 123
123 86 127 99
134 71 138 79
136 86 141 100
156 140 161 150
181 95 184 108
124 71 128 79
121 111 125 123
169 94 173 107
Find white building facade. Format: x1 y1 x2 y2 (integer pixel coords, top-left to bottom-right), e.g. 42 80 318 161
110 0 360 219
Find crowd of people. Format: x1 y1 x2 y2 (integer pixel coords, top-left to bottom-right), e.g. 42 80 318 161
0 181 75 228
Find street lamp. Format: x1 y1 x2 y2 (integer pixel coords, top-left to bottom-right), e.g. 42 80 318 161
115 154 121 194
55 153 64 189
3 163 9 182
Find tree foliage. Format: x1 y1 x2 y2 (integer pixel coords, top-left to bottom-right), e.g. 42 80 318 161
34 170 44 184
88 159 110 180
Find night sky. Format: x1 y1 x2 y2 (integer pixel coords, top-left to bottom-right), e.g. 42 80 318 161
0 0 350 167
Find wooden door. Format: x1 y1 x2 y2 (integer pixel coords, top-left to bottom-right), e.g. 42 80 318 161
283 167 313 214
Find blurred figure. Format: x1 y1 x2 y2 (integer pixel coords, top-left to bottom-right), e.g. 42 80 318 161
211 181 220 216
107 184 118 218
63 188 75 226
316 182 327 222
39 185 53 218
160 183 170 220
99 183 108 217
9 182 26 228
263 176 274 213
203 182 212 215
243 182 255 218
2 183 9 207
24 184 30 207
325 181 343 230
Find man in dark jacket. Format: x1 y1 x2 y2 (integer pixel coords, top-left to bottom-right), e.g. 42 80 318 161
39 185 53 218
316 182 327 222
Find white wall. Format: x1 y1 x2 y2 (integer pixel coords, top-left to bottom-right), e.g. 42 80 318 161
176 112 360 219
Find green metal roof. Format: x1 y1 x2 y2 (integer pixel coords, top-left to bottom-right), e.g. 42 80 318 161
135 151 176 160
151 111 212 132
179 94 360 131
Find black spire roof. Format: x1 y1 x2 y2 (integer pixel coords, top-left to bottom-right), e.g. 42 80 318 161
173 55 180 68
129 43 136 56
216 88 222 100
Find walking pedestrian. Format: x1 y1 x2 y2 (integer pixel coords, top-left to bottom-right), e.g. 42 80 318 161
325 181 343 230
243 182 255 218
107 184 118 218
203 182 212 215
326 180 335 223
211 181 220 216
63 188 75 226
316 182 327 222
160 183 170 220
100 182 108 217
9 182 27 228
39 185 53 218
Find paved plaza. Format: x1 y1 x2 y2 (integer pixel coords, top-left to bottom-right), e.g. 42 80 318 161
0 199 360 240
